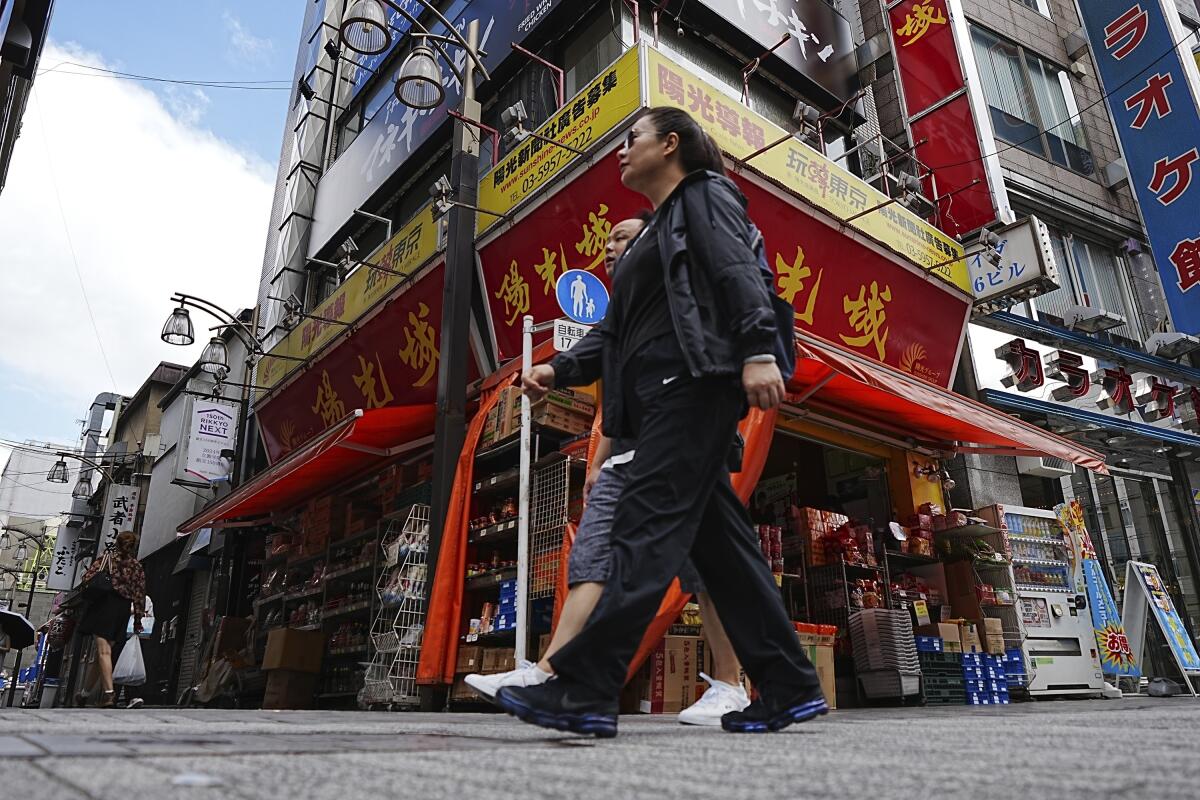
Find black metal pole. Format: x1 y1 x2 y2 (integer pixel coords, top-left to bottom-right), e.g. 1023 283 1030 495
5 572 39 707
426 20 481 625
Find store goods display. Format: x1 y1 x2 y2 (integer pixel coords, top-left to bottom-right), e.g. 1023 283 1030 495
757 525 784 575
787 507 850 566
850 609 920 699
918 650 965 705
629 635 708 714
263 669 319 710
795 623 838 709
263 627 324 674
962 652 1009 705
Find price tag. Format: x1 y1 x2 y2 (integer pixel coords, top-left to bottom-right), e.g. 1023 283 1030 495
913 599 931 626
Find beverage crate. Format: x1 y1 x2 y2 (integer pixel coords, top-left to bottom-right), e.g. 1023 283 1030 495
914 636 943 653
859 669 921 699
918 651 962 676
924 686 967 705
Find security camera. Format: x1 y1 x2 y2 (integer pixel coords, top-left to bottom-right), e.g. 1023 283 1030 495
501 101 529 130
340 236 358 255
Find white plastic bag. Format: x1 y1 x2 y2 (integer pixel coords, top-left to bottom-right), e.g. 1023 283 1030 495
112 635 146 686
126 596 155 639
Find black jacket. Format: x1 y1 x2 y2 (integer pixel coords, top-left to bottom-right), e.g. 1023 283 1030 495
550 171 776 438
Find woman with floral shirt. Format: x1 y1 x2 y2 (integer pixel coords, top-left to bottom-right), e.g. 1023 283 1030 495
77 531 146 707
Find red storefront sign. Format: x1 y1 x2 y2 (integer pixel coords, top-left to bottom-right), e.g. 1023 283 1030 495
887 0 997 237
888 0 963 115
256 263 468 461
736 177 968 387
479 153 970 387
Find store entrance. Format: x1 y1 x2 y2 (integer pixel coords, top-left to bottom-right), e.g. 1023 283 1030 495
750 426 892 626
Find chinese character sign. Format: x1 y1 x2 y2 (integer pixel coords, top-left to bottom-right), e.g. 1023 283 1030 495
255 263 471 462
1079 0 1200 334
692 0 858 103
45 525 81 591
100 484 141 554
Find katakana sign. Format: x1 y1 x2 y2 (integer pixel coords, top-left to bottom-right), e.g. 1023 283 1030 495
968 215 1061 312
1079 0 1200 334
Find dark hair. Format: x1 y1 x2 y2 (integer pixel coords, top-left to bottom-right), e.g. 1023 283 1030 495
115 531 138 557
632 209 654 224
641 107 726 176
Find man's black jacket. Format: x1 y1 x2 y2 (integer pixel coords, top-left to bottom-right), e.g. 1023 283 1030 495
549 170 776 439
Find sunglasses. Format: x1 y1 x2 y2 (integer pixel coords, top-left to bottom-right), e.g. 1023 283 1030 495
623 128 663 150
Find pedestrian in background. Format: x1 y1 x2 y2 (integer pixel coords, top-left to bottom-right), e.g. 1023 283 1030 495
76 531 145 708
500 107 824 737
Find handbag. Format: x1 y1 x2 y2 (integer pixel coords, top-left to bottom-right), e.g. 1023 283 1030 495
82 553 114 602
126 595 155 639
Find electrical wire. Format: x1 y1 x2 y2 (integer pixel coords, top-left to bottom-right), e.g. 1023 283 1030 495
925 26 1200 173
30 87 118 390
36 61 291 91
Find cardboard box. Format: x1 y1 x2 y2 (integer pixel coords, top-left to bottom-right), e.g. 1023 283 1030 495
984 634 1006 655
262 627 324 674
262 669 318 709
914 622 962 648
455 645 485 674
981 617 1004 635
636 636 707 714
481 647 516 674
799 642 837 710
450 676 476 702
958 620 983 653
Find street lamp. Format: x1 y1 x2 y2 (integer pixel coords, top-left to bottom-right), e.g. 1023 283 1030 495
198 336 231 376
71 475 94 501
161 304 195 346
46 459 69 484
337 0 490 667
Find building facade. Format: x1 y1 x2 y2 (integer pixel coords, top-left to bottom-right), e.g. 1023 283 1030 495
860 0 1200 664
0 0 54 194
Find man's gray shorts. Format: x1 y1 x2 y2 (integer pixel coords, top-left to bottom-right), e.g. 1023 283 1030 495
568 460 705 593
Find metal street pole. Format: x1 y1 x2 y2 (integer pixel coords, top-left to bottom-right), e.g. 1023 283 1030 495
427 19 481 615
5 566 41 707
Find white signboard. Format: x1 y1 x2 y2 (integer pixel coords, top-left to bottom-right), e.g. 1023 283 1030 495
174 397 239 487
969 215 1060 313
553 318 592 352
46 525 81 591
100 484 140 555
1122 560 1200 695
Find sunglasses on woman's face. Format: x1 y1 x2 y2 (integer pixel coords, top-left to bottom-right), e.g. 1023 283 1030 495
623 128 660 150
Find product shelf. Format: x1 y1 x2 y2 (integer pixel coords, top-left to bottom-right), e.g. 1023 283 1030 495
1012 557 1069 568
468 517 519 544
324 562 374 581
1015 583 1071 593
937 523 1003 538
1006 534 1066 545
884 551 940 567
324 600 371 619
465 567 518 591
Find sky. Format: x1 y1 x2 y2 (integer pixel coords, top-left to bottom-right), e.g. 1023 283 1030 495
0 1 305 475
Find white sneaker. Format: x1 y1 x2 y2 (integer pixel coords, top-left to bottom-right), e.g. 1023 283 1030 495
677 672 750 726
464 660 552 700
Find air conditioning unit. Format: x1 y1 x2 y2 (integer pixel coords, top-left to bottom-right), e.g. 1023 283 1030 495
1016 456 1074 478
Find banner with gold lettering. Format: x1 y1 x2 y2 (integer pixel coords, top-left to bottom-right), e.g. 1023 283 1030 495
479 152 969 387
256 263 477 461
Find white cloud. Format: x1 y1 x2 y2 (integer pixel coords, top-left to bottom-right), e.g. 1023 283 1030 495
0 41 272 422
162 85 212 126
223 11 274 64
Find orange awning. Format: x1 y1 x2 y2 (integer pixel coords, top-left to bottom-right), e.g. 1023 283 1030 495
787 332 1107 474
176 405 438 535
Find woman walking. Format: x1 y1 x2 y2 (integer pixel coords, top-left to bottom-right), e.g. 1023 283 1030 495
498 107 824 737
77 531 145 708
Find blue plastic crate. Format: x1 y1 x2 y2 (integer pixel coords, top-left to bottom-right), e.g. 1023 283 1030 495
915 636 943 653
961 652 984 667
962 665 984 680
965 678 1008 694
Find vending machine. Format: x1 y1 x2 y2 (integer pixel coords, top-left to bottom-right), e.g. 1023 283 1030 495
1001 505 1104 696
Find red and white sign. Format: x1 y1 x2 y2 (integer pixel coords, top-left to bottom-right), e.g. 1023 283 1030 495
479 153 971 387
256 264 476 461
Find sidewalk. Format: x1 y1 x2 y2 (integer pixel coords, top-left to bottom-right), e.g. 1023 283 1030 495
1 698 1196 799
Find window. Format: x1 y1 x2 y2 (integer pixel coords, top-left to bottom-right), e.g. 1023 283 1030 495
1031 224 1145 344
1014 0 1050 17
971 27 1093 175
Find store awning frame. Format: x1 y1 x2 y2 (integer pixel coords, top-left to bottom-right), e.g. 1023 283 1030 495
785 332 1109 474
176 405 437 535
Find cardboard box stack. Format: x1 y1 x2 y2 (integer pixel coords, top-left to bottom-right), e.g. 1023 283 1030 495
343 503 380 540
794 623 838 709
261 627 324 709
299 496 346 557
482 647 517 675
980 617 1006 654
627 635 709 714
786 507 850 566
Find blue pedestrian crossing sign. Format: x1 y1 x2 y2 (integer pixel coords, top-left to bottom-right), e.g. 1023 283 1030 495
555 269 609 325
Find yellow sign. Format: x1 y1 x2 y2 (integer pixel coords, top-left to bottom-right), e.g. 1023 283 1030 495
257 203 440 394
644 48 969 294
477 47 642 232
896 0 947 47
